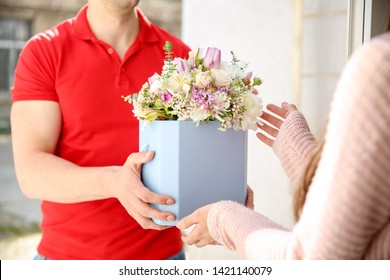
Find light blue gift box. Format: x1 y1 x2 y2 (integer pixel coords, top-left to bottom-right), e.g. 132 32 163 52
139 120 247 226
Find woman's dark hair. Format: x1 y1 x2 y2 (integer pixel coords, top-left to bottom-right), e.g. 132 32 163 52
387 13 390 31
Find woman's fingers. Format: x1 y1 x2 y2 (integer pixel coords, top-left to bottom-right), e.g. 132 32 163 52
281 102 298 113
266 104 287 118
257 119 279 137
260 111 284 129
256 132 274 147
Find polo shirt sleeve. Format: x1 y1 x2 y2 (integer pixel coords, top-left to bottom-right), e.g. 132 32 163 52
173 40 191 59
12 33 58 102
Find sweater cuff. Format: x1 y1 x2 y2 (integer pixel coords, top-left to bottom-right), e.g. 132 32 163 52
273 110 318 184
208 201 244 252
207 201 286 258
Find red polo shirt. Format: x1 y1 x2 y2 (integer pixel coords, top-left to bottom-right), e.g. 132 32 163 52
12 5 190 259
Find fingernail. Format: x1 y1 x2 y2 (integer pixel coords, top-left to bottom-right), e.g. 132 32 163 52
166 198 174 205
176 221 182 228
282 102 288 106
146 151 153 157
167 215 175 221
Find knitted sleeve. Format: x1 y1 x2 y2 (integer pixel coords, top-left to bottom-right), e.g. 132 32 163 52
272 110 318 184
207 32 390 259
207 201 291 259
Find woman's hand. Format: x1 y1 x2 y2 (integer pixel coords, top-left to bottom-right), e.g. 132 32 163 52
176 204 217 247
257 102 297 147
178 185 254 247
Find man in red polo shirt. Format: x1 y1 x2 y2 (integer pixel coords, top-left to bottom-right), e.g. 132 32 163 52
10 0 191 259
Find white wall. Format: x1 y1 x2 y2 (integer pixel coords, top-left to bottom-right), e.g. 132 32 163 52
300 0 349 135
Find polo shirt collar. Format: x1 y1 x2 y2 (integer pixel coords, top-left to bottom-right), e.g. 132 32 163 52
72 5 158 44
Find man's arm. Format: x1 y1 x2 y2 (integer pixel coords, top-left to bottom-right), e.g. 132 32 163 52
11 100 175 230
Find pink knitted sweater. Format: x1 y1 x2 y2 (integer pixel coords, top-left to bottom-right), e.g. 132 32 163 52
207 32 390 259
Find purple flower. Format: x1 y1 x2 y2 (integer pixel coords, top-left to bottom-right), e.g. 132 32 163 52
203 47 221 69
174 58 190 73
191 87 226 117
160 91 172 102
164 93 172 101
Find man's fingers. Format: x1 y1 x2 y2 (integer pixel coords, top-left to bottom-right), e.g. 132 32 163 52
137 203 176 222
134 186 175 205
131 187 176 220
246 186 254 209
137 216 170 230
126 151 155 168
127 202 174 230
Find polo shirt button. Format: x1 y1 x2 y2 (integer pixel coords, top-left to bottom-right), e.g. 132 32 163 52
121 68 125 73
107 48 114 54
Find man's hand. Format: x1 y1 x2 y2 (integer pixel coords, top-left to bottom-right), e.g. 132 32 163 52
112 151 176 230
246 185 254 209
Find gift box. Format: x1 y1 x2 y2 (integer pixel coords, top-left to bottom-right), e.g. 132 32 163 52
139 120 247 226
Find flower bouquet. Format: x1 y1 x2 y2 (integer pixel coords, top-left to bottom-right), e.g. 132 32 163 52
123 42 263 225
123 41 263 131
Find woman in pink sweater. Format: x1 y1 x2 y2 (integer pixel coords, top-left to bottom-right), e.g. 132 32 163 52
176 30 390 259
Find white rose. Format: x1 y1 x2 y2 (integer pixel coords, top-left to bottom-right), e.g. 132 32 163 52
242 93 263 130
195 72 213 88
211 69 231 87
167 77 181 94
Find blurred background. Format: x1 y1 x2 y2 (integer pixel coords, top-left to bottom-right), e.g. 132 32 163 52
1 0 389 259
